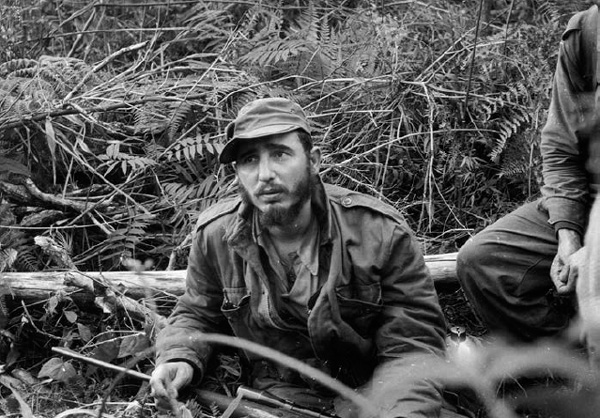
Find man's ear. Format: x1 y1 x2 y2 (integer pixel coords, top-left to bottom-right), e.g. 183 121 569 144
231 162 240 178
309 147 321 175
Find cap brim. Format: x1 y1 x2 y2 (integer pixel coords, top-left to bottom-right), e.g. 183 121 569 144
219 124 304 164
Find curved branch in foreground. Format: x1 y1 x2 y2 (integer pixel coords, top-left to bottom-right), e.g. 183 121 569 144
192 333 379 418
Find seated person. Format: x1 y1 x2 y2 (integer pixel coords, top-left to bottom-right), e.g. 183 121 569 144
457 5 600 343
150 97 460 417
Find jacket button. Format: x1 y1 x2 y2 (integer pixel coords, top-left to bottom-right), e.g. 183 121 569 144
341 197 352 206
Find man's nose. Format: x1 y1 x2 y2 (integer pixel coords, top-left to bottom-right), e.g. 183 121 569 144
257 156 275 181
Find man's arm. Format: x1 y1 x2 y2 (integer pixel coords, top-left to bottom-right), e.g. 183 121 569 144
154 227 230 380
368 222 448 418
540 12 594 237
541 9 596 292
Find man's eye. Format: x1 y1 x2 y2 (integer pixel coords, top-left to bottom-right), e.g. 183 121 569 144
273 151 286 158
240 155 257 164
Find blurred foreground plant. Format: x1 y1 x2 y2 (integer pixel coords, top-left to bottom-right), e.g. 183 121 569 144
577 193 600 371
165 331 600 418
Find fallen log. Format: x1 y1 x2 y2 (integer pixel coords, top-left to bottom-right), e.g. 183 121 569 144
423 252 459 287
0 252 458 303
0 270 186 304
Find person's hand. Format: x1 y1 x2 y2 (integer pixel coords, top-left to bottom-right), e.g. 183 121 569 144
550 229 584 294
150 362 195 412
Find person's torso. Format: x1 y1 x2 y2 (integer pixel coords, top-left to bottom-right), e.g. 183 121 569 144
193 183 408 385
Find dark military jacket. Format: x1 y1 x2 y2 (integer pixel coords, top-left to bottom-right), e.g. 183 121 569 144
156 179 447 418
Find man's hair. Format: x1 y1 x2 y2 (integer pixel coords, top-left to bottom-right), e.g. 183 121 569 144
296 129 313 153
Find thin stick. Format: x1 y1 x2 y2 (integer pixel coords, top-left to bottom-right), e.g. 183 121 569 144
63 41 149 102
51 346 150 381
464 0 486 114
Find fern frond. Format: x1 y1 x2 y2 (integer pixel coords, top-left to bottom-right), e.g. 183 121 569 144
239 39 309 67
10 67 37 78
168 101 195 141
499 160 530 177
487 83 532 162
291 2 320 43
38 55 95 94
0 58 38 76
164 134 214 163
0 249 18 273
536 1 581 24
163 174 225 206
489 110 531 162
99 143 158 176
163 182 196 203
15 248 42 272
134 101 171 136
99 212 155 266
37 67 65 92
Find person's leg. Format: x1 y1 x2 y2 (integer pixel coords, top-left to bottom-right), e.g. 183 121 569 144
456 199 575 342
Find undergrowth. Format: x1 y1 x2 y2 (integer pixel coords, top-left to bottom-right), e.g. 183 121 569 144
0 0 586 271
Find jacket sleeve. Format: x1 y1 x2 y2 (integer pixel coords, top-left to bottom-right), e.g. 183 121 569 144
154 225 230 379
540 9 595 236
367 222 448 418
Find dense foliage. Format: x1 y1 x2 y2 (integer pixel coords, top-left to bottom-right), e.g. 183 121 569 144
1 0 591 274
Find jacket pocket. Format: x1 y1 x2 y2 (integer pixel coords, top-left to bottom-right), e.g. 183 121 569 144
220 294 259 351
221 286 249 313
335 283 383 337
221 293 250 319
222 286 248 306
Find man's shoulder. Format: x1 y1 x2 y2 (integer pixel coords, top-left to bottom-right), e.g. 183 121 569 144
324 183 406 224
564 5 597 39
194 196 241 231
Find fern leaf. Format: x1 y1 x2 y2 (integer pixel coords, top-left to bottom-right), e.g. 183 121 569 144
0 249 18 272
0 58 38 76
169 101 194 140
134 101 170 136
15 249 42 272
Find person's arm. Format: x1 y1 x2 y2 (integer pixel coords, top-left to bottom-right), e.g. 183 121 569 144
152 226 230 390
541 14 593 237
367 222 448 418
541 10 596 292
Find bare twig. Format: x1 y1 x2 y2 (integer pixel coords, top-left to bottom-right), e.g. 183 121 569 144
464 0 486 113
20 300 63 341
52 346 150 381
67 1 98 58
64 41 149 102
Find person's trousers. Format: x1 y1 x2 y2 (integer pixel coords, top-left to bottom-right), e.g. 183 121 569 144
456 199 576 342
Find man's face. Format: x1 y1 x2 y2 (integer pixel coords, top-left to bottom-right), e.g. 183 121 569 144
234 131 320 227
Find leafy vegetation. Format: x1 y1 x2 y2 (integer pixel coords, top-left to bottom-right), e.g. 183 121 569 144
2 0 586 271
0 0 598 417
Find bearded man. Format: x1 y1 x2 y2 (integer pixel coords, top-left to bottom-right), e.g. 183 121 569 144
150 97 454 418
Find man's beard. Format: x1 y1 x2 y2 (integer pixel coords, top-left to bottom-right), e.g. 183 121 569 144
239 170 314 228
